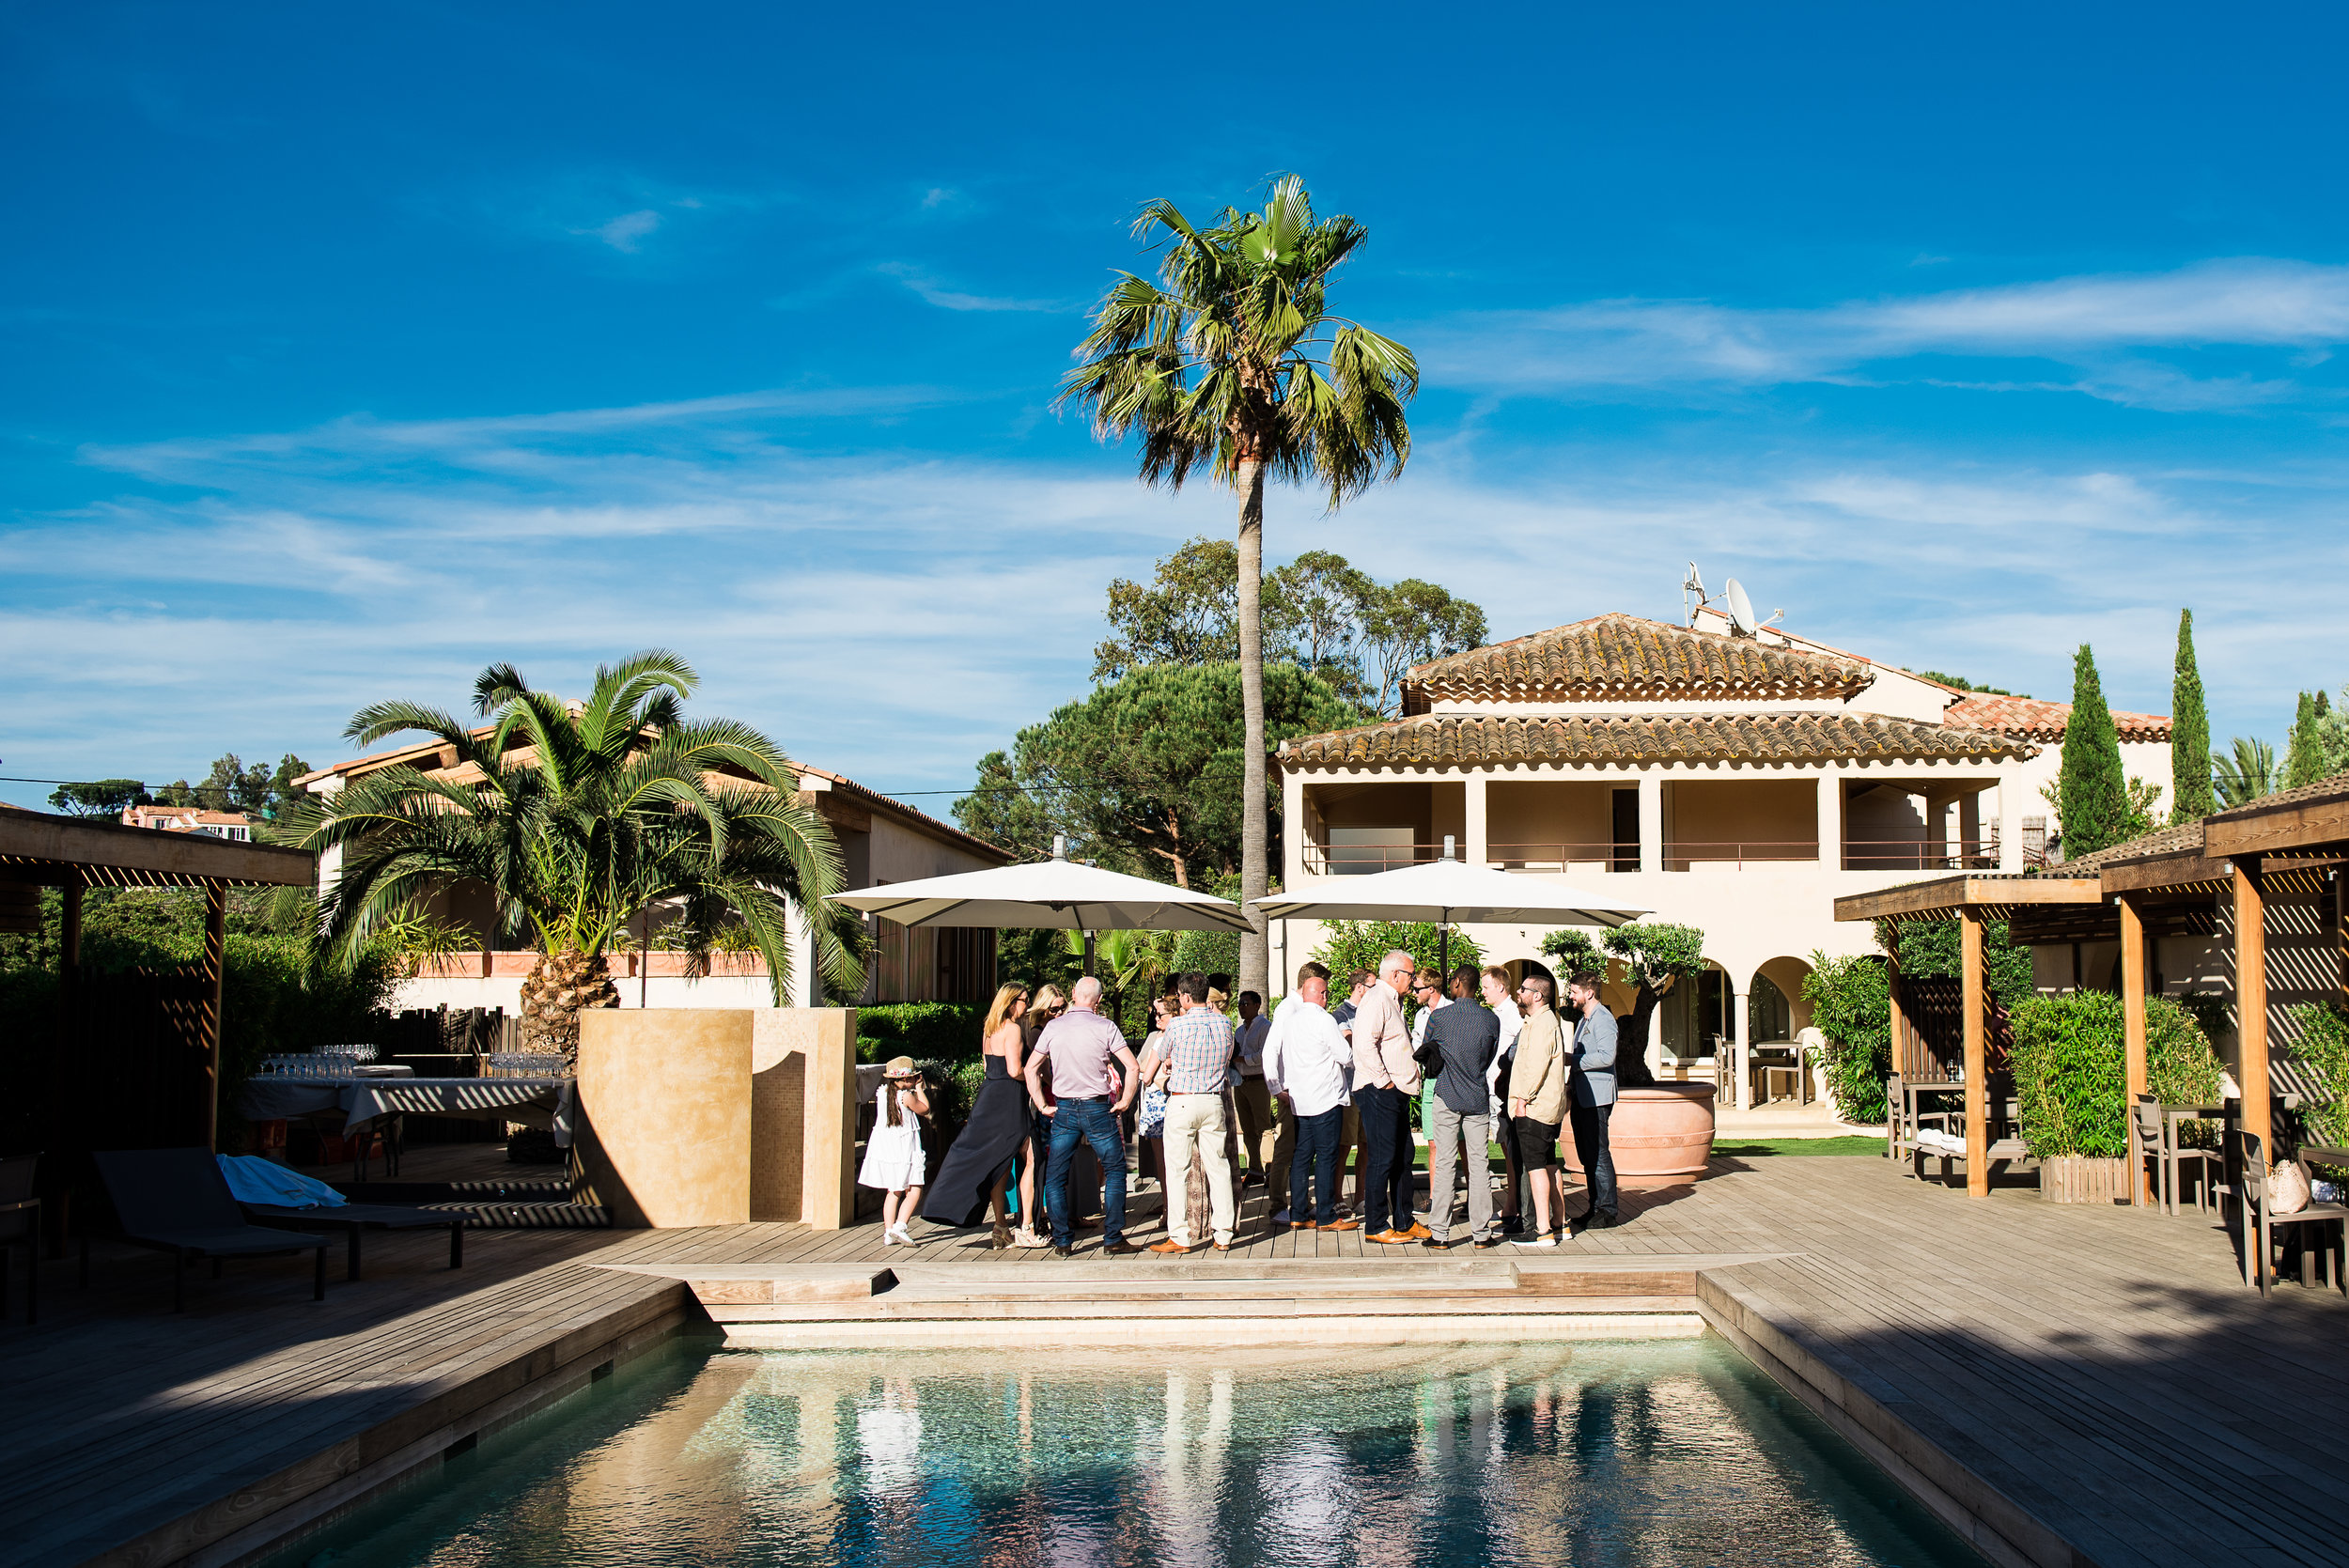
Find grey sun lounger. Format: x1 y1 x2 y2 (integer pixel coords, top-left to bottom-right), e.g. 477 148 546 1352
91 1148 330 1311
241 1200 464 1280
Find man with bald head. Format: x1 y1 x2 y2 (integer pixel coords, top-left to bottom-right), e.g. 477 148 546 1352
1027 974 1142 1258
1350 948 1426 1244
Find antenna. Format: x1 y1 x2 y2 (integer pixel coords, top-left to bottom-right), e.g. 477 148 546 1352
1724 578 1758 637
1682 563 1709 627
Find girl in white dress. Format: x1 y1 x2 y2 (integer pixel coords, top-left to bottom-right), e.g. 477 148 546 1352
859 1057 930 1246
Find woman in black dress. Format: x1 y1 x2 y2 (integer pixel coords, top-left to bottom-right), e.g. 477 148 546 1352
921 982 1044 1248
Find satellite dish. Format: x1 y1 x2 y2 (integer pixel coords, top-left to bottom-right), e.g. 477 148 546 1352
1724 579 1757 636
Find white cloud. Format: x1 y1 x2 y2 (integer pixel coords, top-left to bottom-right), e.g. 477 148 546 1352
1423 257 2349 411
584 209 661 251
877 262 1072 314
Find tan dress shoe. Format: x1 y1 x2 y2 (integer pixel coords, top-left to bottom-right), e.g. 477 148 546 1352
1369 1228 1416 1244
1323 1218 1361 1232
1406 1222 1433 1240
1147 1238 1196 1255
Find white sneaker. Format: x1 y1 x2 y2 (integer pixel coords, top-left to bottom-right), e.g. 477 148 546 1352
889 1223 914 1246
1513 1234 1558 1250
879 1228 897 1247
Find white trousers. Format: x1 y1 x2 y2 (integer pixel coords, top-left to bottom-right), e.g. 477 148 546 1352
1161 1092 1236 1245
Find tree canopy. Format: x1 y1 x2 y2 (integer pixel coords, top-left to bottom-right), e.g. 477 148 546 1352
1093 536 1485 716
2056 644 2129 858
2170 610 2215 823
955 661 1363 889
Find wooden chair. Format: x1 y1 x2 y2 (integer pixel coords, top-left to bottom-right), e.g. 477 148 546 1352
2233 1130 2348 1296
0 1154 39 1326
2132 1095 2222 1214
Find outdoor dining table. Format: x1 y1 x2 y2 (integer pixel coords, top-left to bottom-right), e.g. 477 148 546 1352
238 1073 576 1176
2154 1096 2305 1216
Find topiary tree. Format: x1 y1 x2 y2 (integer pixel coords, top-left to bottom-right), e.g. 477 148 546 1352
2058 643 2129 859
2170 610 2215 824
1563 923 1708 1089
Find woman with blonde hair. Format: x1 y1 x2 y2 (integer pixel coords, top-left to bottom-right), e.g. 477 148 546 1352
920 981 1047 1248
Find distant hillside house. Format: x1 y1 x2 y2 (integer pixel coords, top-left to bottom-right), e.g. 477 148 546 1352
296 735 1008 1011
1275 599 2173 1102
121 804 255 841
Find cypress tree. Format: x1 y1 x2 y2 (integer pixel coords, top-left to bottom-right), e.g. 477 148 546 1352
2286 690 2326 789
2059 643 2129 858
2170 609 2215 823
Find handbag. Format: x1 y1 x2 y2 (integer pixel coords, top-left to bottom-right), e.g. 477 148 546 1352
2268 1158 2312 1217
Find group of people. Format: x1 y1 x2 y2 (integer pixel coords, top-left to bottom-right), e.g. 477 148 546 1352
883 953 1623 1257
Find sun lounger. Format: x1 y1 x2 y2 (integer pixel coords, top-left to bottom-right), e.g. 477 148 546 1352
90 1148 330 1311
241 1201 462 1280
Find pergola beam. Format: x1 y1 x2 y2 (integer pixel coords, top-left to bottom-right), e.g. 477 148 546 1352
1834 875 2102 924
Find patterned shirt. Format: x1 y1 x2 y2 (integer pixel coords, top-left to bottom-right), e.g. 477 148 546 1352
1161 1005 1236 1094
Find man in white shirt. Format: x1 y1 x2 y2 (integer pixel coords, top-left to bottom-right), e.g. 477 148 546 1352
1262 960 1358 1232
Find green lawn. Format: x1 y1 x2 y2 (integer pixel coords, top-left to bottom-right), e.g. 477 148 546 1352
1711 1137 1884 1157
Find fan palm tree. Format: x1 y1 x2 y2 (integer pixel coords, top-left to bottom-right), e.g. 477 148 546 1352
2211 736 2279 809
287 650 861 1057
1060 176 1417 999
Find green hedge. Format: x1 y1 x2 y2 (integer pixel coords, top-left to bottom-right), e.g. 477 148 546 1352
1801 951 1891 1126
2290 1002 2349 1152
2010 992 2127 1158
857 1001 987 1064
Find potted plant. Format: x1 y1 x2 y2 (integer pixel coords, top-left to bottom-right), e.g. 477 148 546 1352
1542 924 1718 1188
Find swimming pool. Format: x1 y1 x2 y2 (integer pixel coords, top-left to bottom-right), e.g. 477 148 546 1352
279 1338 1977 1566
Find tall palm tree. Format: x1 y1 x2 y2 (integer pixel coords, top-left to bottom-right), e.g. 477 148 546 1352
2211 736 2279 809
288 650 861 1056
1061 176 1417 997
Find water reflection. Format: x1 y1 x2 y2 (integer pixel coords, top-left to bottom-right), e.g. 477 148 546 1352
294 1341 1976 1568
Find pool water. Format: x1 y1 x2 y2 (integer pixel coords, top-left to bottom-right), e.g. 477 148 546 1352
280 1338 1977 1567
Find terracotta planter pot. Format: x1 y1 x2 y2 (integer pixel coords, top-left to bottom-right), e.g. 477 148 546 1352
1561 1083 1717 1189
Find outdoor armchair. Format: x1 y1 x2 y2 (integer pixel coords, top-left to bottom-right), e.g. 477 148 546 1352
0 1153 39 1326
2232 1130 2346 1297
90 1148 330 1312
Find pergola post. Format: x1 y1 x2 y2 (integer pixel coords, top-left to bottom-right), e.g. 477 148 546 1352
1960 906 1988 1197
2232 860 2269 1175
201 880 227 1152
2120 892 2151 1206
1887 947 1909 1077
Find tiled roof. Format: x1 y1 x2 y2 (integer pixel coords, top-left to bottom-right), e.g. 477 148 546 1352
1942 692 2170 742
1402 613 1874 706
2054 819 2206 873
1279 711 2033 769
2204 775 2349 823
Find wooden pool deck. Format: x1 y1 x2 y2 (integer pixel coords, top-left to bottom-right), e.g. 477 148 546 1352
4 1156 2341 1568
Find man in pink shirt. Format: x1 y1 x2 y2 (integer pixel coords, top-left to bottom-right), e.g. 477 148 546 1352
1027 976 1142 1258
1350 949 1426 1244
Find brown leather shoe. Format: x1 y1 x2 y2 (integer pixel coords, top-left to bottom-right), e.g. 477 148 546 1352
1323 1218 1361 1232
1369 1228 1415 1244
1147 1238 1195 1255
1211 1241 1233 1251
1100 1240 1143 1255
1287 1219 1318 1231
1406 1222 1433 1240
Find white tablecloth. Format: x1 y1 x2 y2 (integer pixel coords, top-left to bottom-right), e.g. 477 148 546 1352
240 1076 575 1146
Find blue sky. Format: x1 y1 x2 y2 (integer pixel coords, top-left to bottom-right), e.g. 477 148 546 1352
8 1 2349 810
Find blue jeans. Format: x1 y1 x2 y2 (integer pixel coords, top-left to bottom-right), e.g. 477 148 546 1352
1570 1099 1617 1223
1046 1097 1127 1248
1288 1106 1344 1225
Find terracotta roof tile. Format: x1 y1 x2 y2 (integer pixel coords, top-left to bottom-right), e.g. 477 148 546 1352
2205 774 2349 822
1280 711 2032 769
1403 613 1873 705
2055 819 2206 872
1942 692 2170 742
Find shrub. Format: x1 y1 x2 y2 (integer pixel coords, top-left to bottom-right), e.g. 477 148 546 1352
2289 1002 2349 1153
2147 994 2227 1152
857 1001 987 1063
1874 918 2034 1011
2009 992 2127 1158
1313 921 1484 987
1801 952 1891 1125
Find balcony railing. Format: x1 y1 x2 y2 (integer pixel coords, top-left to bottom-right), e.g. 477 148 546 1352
1312 837 2006 876
1664 841 1822 871
1489 842 1639 874
1843 838 2000 872
1301 841 1448 876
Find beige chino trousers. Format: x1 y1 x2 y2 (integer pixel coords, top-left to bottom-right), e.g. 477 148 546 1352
1161 1092 1236 1246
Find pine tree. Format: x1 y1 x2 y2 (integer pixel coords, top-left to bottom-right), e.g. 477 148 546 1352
2170 609 2215 823
2058 643 2129 858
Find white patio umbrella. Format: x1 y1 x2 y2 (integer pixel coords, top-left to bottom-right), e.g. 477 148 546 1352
829 837 1251 974
1250 843 1650 970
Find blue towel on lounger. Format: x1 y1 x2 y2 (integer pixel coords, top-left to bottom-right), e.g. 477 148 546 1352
217 1155 348 1208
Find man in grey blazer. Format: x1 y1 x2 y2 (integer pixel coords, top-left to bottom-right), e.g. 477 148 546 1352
1563 970 1620 1233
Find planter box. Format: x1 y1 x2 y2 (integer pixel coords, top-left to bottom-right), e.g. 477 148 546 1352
2040 1156 2129 1204
1562 1083 1717 1189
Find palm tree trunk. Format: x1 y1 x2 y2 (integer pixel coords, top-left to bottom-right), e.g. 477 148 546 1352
1236 458 1269 1001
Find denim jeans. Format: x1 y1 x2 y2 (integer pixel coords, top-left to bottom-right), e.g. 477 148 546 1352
1356 1083 1414 1234
1570 1098 1617 1223
1287 1106 1344 1225
1046 1097 1128 1248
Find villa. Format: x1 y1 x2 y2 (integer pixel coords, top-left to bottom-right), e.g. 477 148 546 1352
119 802 256 841
1273 594 2172 1095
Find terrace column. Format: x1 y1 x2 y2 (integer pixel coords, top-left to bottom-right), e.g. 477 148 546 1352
1731 979 1751 1110
1638 772 1662 875
1960 906 1988 1198
1816 772 1843 870
1464 771 1489 867
2120 892 2150 1205
2233 861 2270 1177
1997 777 2022 873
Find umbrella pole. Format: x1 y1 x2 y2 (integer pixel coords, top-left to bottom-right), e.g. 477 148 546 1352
1439 923 1450 977
1082 929 1096 979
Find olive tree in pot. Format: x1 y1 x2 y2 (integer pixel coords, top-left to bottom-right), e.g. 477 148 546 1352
1541 923 1717 1187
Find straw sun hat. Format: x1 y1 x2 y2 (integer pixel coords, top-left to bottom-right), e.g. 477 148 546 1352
882 1056 921 1079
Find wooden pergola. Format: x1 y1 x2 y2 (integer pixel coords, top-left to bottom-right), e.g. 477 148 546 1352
0 807 317 1148
1834 874 2103 1196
